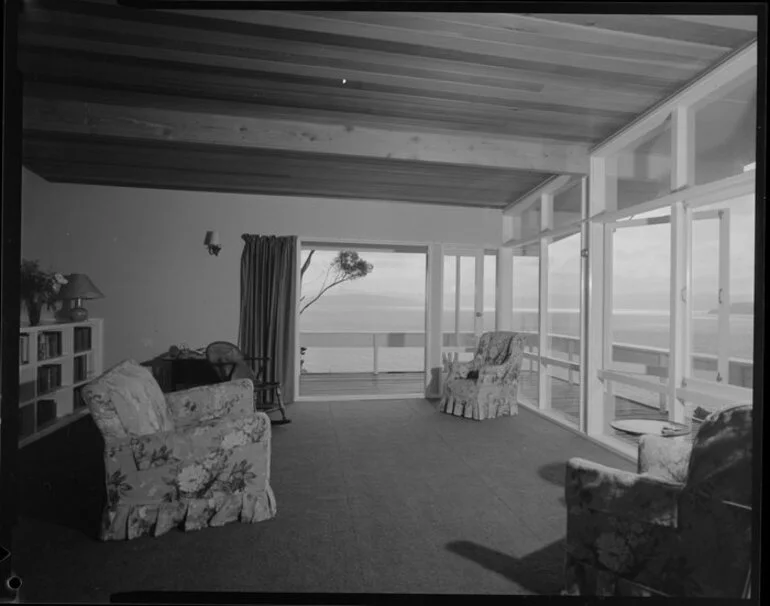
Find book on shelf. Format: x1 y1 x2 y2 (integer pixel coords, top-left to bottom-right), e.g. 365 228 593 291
74 327 92 353
38 332 63 360
74 355 88 383
37 364 62 395
19 334 30 364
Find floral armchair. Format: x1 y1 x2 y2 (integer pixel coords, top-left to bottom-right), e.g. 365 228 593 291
81 359 276 541
438 331 525 421
564 403 752 597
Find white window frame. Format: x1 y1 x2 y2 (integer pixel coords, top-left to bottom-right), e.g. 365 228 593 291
585 42 757 438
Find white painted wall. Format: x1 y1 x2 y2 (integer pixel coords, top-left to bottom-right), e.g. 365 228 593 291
21 169 503 367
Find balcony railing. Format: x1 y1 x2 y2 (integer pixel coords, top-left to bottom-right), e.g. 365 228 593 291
299 330 753 390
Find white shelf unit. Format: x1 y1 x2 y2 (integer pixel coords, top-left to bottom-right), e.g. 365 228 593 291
18 319 104 447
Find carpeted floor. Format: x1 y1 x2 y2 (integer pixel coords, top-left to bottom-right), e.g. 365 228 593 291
11 398 634 602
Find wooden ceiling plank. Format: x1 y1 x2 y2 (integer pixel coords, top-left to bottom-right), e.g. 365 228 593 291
656 15 758 31
533 14 757 47
292 11 728 64
21 57 620 142
424 13 735 57
20 10 676 99
168 9 708 79
20 32 645 120
23 82 620 143
21 6 695 88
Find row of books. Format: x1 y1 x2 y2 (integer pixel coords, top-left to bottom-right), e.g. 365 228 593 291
38 332 63 361
74 327 92 353
37 364 62 395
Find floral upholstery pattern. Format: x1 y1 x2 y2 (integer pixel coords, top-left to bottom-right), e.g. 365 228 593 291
82 359 276 540
438 331 524 421
564 403 752 597
164 379 255 429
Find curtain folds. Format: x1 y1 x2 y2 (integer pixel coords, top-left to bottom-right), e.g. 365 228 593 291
239 234 298 404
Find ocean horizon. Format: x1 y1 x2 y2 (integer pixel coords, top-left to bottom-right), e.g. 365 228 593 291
300 306 754 374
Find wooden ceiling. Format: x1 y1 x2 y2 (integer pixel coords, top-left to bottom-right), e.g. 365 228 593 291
18 1 758 208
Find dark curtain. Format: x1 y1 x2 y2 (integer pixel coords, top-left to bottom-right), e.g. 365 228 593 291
239 234 298 404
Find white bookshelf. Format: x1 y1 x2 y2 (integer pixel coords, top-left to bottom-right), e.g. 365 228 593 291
18 319 104 447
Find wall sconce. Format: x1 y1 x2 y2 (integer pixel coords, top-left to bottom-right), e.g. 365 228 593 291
204 230 221 256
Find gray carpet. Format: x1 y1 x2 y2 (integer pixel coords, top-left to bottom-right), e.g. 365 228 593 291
12 399 634 601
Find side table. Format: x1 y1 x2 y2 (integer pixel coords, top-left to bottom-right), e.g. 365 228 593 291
610 418 691 438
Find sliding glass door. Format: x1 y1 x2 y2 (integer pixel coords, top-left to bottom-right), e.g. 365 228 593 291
441 248 498 364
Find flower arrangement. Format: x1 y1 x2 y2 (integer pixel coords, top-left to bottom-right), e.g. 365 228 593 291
20 259 68 325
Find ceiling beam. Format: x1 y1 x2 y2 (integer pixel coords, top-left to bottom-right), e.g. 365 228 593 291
23 97 590 174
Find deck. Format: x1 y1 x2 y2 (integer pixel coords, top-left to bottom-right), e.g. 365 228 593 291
300 371 425 397
300 369 681 446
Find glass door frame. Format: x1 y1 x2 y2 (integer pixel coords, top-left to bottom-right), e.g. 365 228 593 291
442 246 486 349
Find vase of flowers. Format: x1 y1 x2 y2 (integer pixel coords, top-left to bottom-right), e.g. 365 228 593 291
20 259 68 326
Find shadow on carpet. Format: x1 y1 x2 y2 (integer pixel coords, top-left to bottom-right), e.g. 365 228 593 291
446 539 566 595
17 416 106 539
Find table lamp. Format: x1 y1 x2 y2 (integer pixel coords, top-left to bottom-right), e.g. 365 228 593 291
59 273 105 321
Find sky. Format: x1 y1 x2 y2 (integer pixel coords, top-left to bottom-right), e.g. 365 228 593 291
300 193 756 316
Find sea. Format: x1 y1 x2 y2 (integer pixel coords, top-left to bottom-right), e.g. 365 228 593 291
300 306 755 374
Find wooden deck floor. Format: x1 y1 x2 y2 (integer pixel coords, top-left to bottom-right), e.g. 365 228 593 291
517 370 689 446
300 371 425 397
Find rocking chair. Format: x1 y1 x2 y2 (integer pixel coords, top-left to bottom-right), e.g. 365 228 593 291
205 341 291 425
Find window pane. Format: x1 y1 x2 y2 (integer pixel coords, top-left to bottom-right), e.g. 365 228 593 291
610 220 671 427
553 180 582 230
548 233 581 361
694 73 756 186
483 254 497 332
513 254 539 405
521 201 542 240
442 255 457 345
459 256 476 332
613 118 672 212
690 194 754 393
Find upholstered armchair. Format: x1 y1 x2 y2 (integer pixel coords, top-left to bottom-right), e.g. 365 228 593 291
81 359 276 541
564 403 752 597
438 331 525 420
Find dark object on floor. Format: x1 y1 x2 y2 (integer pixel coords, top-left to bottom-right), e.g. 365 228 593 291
206 341 291 424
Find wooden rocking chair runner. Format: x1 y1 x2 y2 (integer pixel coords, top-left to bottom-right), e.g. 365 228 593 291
205 341 291 424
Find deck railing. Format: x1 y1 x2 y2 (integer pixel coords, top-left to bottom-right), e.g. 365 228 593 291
299 330 753 390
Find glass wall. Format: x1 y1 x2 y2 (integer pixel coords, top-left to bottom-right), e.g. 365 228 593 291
694 74 756 186
546 231 582 424
689 194 755 394
586 48 756 447
512 252 539 406
483 253 497 332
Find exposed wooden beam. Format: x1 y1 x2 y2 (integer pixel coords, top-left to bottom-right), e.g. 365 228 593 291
24 97 590 174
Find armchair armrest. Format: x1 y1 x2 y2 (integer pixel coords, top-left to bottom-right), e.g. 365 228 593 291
165 379 254 429
566 457 682 527
107 412 271 473
478 362 519 384
638 435 692 484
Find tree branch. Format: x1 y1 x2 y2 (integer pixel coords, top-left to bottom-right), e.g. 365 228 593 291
300 249 316 278
299 275 354 314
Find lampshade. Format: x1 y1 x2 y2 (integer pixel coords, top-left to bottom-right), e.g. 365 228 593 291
204 231 220 247
59 274 105 300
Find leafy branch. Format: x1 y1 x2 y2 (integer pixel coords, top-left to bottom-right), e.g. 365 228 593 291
299 250 373 314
